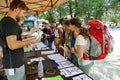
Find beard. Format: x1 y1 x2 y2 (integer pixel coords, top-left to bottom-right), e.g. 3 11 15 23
16 17 20 22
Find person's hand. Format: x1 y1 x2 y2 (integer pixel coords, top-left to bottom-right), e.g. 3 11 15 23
67 49 71 54
29 37 37 44
44 34 50 39
0 54 2 62
28 28 39 36
70 48 75 53
22 34 28 39
30 28 39 32
44 34 50 37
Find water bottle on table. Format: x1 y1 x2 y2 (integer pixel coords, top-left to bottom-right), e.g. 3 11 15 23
38 59 44 79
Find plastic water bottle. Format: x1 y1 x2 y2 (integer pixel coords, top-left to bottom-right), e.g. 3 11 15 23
38 59 43 79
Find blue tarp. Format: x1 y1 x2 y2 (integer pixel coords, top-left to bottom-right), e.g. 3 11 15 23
24 15 37 22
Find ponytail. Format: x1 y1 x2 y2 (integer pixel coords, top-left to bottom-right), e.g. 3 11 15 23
79 27 88 39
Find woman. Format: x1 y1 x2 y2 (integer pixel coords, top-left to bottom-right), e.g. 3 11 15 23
62 19 74 59
62 19 79 66
66 17 93 75
50 21 64 55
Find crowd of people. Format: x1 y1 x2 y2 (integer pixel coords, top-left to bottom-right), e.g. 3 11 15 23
0 0 110 80
40 17 94 75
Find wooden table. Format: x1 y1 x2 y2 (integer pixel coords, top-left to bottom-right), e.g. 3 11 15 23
24 50 92 80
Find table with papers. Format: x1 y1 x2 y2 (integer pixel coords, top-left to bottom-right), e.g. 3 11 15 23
24 42 93 80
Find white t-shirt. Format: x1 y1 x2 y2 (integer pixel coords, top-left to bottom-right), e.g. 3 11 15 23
75 35 92 66
75 35 87 52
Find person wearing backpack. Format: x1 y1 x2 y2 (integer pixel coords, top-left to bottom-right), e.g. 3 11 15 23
65 17 94 75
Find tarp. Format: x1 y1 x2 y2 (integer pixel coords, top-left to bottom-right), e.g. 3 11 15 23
0 0 68 15
24 15 37 22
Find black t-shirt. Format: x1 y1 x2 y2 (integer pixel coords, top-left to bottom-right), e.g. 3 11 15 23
0 16 24 68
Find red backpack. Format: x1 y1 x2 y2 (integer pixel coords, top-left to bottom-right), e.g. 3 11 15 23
84 20 109 60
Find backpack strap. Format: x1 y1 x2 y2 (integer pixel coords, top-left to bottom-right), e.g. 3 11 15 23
88 35 91 60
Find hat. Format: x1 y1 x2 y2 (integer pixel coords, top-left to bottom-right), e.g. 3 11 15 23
42 21 49 24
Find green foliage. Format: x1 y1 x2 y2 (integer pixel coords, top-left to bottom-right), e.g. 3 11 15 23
33 0 120 24
54 3 69 19
105 0 120 23
74 0 106 22
0 16 3 20
38 10 54 22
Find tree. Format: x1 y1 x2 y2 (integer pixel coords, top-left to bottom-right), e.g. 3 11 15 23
105 0 120 23
36 0 120 24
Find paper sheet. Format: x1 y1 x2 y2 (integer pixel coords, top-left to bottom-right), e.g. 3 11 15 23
72 74 92 80
57 60 74 69
41 50 56 55
60 66 83 77
47 54 67 62
30 57 45 63
34 42 49 51
8 69 15 75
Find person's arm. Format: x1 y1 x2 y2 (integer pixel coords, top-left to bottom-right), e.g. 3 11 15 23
22 28 39 39
71 35 85 58
72 45 84 58
65 32 69 45
0 53 2 62
58 29 63 44
27 28 39 36
67 44 84 58
6 35 37 50
22 34 28 39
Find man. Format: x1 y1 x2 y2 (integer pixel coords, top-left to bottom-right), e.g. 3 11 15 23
0 0 37 80
42 22 54 49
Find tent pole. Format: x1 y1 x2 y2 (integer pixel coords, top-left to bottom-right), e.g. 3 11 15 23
51 0 54 21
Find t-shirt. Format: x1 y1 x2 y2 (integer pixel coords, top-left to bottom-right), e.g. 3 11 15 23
75 35 92 66
75 35 87 51
0 16 24 68
70 31 75 48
